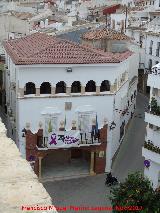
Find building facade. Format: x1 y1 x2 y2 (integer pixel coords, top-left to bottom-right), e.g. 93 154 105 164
142 62 160 189
4 32 138 177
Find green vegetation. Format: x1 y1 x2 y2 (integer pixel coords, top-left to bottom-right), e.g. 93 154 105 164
109 172 160 212
151 97 160 116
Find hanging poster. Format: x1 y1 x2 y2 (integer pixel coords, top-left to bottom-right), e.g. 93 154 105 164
47 130 80 148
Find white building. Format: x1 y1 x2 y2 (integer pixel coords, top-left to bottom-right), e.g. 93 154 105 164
0 12 32 43
126 0 160 62
3 32 138 174
144 17 160 70
142 62 160 189
111 13 126 33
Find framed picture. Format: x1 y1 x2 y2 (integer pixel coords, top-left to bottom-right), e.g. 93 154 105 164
99 151 105 158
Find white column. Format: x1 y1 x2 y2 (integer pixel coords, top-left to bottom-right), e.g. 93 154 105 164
38 157 43 179
90 151 96 175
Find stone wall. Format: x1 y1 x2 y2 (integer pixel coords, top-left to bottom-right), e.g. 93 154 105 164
0 118 57 213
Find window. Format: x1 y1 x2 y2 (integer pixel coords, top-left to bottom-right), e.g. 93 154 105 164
120 121 125 141
44 116 58 139
112 19 115 29
40 82 51 94
131 95 133 102
24 82 36 95
100 80 110 92
156 42 160 57
78 112 98 143
149 40 153 55
71 81 81 93
56 81 66 93
140 36 143 48
148 59 152 70
78 113 91 132
85 80 96 92
156 61 159 65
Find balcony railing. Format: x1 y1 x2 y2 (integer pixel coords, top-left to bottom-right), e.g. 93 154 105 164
37 130 101 149
144 141 160 154
156 49 160 57
149 47 152 55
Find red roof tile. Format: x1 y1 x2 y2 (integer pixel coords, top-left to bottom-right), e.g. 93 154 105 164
82 28 130 41
4 33 133 65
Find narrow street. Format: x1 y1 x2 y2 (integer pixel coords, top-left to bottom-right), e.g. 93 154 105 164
43 93 148 212
112 93 149 181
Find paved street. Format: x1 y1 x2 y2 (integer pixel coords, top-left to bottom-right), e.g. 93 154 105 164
112 93 149 181
43 93 148 213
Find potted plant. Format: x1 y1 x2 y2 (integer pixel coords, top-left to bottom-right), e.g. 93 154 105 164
151 97 158 114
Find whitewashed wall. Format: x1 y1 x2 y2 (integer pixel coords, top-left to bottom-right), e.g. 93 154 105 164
0 14 30 42
4 50 139 171
154 0 160 10
145 34 160 69
15 62 129 169
144 160 160 189
111 13 126 32
17 63 126 88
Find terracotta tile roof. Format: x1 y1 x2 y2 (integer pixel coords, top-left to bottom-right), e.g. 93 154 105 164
4 33 133 65
10 11 34 20
81 28 130 41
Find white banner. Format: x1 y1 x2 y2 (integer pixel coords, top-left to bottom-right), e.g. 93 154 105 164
48 130 80 148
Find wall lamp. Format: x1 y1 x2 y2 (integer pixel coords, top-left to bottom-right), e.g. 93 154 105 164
22 128 27 137
109 121 116 130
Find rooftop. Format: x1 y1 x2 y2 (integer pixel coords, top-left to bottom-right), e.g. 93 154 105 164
10 11 34 20
4 32 133 65
81 28 130 41
58 28 89 44
145 17 160 35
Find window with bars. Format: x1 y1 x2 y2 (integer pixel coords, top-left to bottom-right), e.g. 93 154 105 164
148 59 152 70
78 113 91 133
149 40 153 55
156 42 160 57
